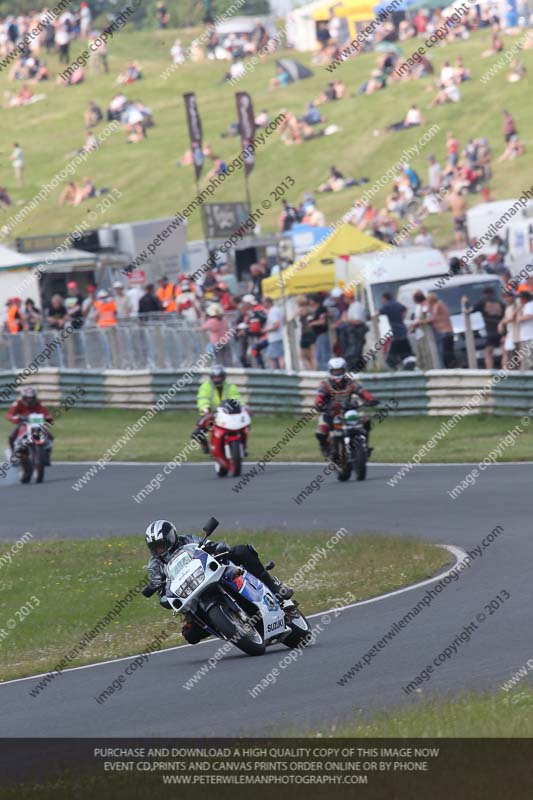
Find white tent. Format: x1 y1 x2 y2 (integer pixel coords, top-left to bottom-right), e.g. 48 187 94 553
286 0 327 51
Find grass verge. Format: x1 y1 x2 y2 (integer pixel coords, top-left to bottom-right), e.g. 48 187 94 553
1 408 532 464
0 531 448 681
315 689 533 737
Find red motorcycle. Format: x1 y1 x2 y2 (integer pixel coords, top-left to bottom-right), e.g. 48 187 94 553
13 413 50 484
210 399 251 478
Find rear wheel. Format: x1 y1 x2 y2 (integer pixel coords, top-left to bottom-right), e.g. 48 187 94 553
229 440 242 477
207 602 265 656
352 438 367 481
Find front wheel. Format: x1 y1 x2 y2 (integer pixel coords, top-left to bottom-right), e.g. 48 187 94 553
282 610 312 649
229 440 242 477
207 602 265 656
19 452 32 484
34 447 45 484
352 438 367 481
333 441 351 482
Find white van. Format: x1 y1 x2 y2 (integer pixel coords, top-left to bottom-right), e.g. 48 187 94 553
397 273 504 365
335 246 449 339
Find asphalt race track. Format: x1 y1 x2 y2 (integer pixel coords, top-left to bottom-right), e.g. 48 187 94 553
0 462 529 736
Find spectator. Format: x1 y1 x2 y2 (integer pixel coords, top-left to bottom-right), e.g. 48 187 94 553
302 200 326 227
139 284 162 316
278 198 301 232
463 287 505 369
116 61 142 85
414 226 433 247
498 291 519 369
376 291 413 368
412 292 455 368
65 280 84 328
84 100 103 128
427 154 442 191
0 185 11 207
308 294 331 370
4 297 25 333
376 104 424 135
93 289 117 328
59 181 77 207
10 142 24 187
247 263 265 300
498 134 525 162
24 298 41 331
446 188 468 247
156 1 170 29
46 294 67 330
502 109 517 144
296 295 316 369
156 276 176 313
55 22 70 64
113 281 133 318
263 297 285 370
176 280 201 321
80 2 92 37
89 32 109 74
516 291 533 370
82 284 97 324
201 303 230 364
446 132 460 167
342 291 368 370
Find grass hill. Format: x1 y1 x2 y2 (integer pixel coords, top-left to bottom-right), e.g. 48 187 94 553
1 24 532 249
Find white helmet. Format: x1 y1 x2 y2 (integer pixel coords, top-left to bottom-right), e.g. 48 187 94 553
328 356 347 386
145 520 177 560
206 302 223 317
97 289 109 299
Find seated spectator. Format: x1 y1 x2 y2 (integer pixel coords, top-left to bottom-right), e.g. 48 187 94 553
123 102 146 143
3 83 35 107
302 102 324 126
58 181 78 206
430 79 460 106
439 60 455 84
0 186 11 207
508 59 526 82
481 23 504 58
454 56 470 82
375 104 424 135
84 100 103 128
318 166 361 193
58 65 84 86
107 92 128 122
116 61 142 85
414 226 433 247
498 134 525 161
73 176 96 205
206 156 227 181
255 109 269 127
270 63 290 88
81 129 99 153
171 38 186 65
302 200 326 227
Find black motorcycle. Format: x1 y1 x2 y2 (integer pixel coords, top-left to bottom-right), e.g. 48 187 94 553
327 402 372 482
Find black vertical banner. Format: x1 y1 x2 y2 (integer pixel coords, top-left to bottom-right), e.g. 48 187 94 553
235 91 256 177
183 92 204 180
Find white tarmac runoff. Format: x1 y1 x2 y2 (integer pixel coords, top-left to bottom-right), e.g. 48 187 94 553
0 461 529 736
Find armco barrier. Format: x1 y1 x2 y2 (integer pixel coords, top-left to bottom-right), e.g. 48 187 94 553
1 368 533 416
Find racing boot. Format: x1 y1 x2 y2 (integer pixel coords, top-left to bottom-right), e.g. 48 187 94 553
192 428 210 455
315 431 329 458
272 578 294 602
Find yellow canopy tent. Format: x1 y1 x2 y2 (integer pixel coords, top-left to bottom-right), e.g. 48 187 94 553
262 224 390 300
312 0 375 21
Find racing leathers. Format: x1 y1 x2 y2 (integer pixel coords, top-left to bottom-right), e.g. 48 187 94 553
145 534 292 644
6 399 54 458
192 380 242 454
314 376 377 456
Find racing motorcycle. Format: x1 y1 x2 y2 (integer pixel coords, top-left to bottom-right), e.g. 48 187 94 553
210 399 250 478
13 413 50 484
145 518 310 657
327 402 370 483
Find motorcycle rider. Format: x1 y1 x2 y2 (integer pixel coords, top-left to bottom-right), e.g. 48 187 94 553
192 365 242 454
314 357 378 458
142 520 293 644
6 386 54 464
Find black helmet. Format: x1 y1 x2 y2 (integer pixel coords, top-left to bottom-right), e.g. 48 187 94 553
210 365 226 387
220 398 241 414
145 520 177 560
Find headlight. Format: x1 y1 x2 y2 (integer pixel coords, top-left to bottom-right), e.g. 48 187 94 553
176 566 204 598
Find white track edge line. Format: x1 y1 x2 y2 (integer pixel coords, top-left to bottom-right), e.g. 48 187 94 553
0 544 465 688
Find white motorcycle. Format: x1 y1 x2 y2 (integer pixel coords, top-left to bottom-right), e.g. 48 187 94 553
13 413 50 484
147 518 311 656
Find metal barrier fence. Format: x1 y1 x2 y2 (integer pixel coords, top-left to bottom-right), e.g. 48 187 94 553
0 325 239 371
